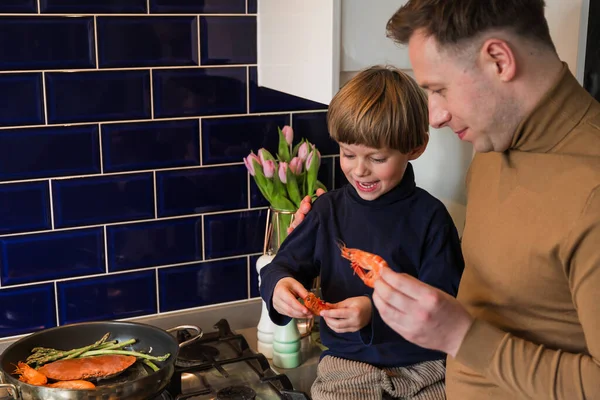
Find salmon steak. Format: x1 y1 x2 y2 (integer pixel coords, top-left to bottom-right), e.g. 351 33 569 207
38 354 136 381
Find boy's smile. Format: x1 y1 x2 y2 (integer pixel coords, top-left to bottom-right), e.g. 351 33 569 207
339 143 412 201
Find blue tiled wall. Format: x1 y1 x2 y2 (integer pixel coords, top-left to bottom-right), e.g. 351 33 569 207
0 0 343 339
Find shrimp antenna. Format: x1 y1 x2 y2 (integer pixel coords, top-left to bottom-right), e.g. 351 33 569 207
335 239 346 250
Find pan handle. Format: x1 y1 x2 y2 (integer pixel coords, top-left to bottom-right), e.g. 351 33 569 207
166 325 203 348
0 383 19 400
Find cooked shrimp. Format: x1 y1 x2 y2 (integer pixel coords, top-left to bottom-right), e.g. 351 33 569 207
13 362 47 386
303 292 333 316
46 380 96 389
337 241 390 288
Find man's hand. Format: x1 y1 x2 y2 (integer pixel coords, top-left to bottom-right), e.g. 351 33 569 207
320 296 372 333
372 268 473 357
272 277 312 319
287 189 326 234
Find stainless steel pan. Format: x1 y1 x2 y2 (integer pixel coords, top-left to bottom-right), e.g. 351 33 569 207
0 321 201 400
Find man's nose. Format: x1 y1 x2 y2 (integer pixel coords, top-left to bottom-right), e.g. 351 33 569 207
429 97 451 129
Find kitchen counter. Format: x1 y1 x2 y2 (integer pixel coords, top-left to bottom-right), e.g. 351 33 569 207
238 324 323 396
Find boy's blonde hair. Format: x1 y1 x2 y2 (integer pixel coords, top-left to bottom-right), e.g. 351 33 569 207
327 65 428 153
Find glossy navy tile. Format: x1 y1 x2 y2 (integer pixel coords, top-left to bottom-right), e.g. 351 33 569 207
0 228 105 286
40 0 147 13
0 182 51 235
249 255 260 298
201 114 289 165
57 270 157 325
249 67 327 113
53 173 154 228
157 165 247 217
247 0 257 13
107 217 202 272
292 112 339 156
0 125 100 182
97 17 198 68
318 157 335 192
249 179 268 208
204 209 266 259
0 284 56 338
102 120 200 173
334 156 348 189
46 70 151 124
0 17 94 71
0 73 43 127
153 67 246 118
158 258 247 312
200 16 256 65
150 0 246 14
0 0 36 13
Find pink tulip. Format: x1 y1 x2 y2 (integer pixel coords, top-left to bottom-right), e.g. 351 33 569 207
258 148 267 164
305 149 321 170
243 152 261 176
282 126 294 146
298 142 310 161
289 157 303 175
263 160 275 178
278 162 288 183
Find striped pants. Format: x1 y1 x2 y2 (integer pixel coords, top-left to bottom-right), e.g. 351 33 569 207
311 356 446 400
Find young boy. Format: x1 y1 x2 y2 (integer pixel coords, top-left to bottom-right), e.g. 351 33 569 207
260 65 464 400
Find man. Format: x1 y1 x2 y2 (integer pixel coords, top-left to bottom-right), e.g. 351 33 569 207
290 1 600 398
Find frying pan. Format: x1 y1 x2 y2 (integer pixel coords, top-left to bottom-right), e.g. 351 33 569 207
0 321 202 400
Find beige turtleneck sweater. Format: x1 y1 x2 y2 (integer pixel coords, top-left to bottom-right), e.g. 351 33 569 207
446 63 600 399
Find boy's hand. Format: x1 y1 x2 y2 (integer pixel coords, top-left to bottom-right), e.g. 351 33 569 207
320 296 372 333
272 277 312 319
287 189 326 234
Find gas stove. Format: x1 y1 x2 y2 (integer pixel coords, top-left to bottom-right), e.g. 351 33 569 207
153 319 311 400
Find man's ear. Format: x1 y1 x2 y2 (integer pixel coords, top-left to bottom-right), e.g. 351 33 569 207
408 134 429 160
480 38 517 82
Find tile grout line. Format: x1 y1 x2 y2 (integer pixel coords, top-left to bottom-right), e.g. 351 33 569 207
247 256 251 299
197 15 201 66
246 66 250 114
103 226 109 273
48 179 55 229
201 215 206 260
98 124 104 173
247 173 251 209
54 282 60 326
153 171 158 219
93 16 99 69
198 118 203 166
1 253 264 291
0 206 269 239
37 0 40 14
147 0 150 14
246 0 249 14
0 109 327 131
0 13 251 17
155 268 160 313
0 156 337 188
0 64 257 75
149 69 154 119
41 72 48 125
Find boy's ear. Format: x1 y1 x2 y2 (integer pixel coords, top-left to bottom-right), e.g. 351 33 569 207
408 134 429 160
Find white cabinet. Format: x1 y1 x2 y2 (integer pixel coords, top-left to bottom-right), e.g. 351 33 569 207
257 0 409 105
257 0 589 103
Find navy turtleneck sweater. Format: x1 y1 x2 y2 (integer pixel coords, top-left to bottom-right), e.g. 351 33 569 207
260 163 464 368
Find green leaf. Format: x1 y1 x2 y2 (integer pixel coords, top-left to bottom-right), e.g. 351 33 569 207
253 160 273 202
286 168 302 208
272 165 288 200
315 180 328 192
277 127 292 162
271 194 297 212
306 150 320 196
258 148 276 162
